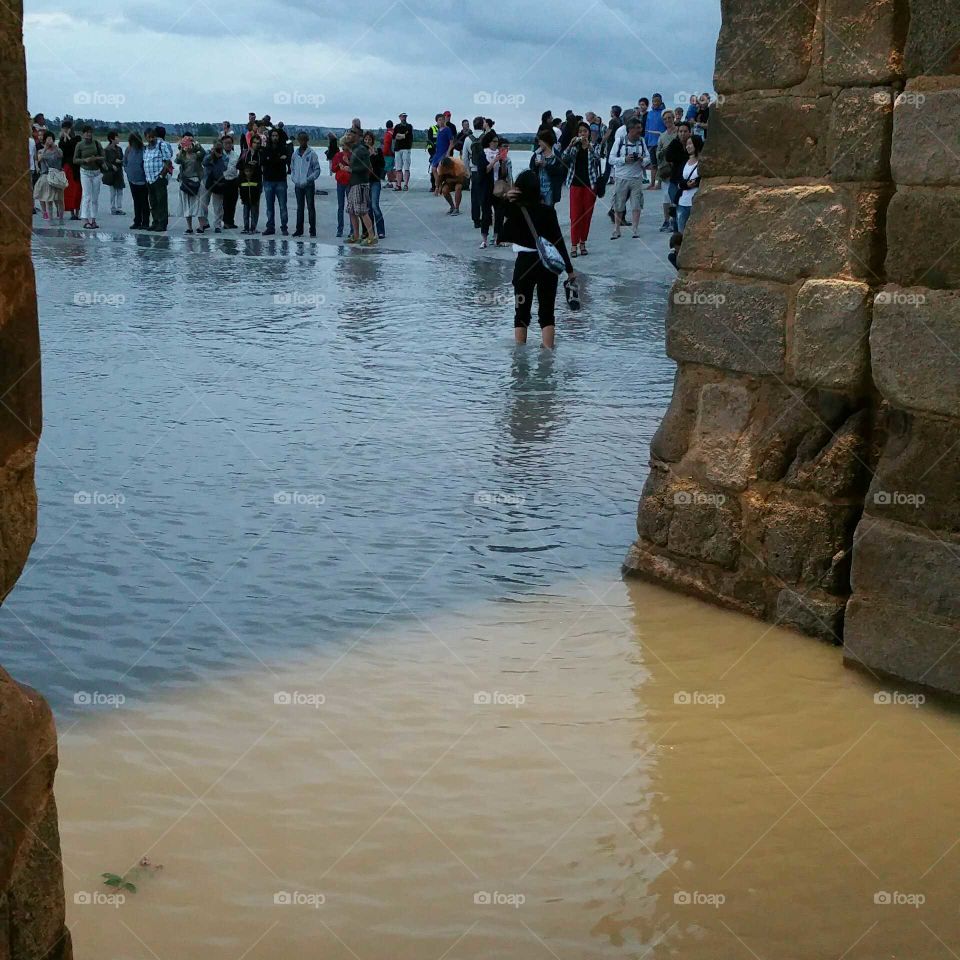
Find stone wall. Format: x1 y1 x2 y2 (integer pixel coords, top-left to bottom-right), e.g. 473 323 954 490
626 0 960 696
0 1 72 956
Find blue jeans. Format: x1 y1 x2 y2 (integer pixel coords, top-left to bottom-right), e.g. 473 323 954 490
370 181 384 236
263 180 288 231
667 182 682 228
677 204 693 233
336 183 347 236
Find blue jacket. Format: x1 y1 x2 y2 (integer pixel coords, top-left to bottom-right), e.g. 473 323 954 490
123 145 146 185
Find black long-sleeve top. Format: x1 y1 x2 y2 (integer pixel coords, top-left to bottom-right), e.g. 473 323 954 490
499 202 574 273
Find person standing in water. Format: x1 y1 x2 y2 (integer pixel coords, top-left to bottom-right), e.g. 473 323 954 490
499 169 576 350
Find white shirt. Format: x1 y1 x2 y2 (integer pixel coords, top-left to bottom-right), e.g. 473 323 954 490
609 134 648 179
29 136 37 171
678 159 700 206
222 147 240 180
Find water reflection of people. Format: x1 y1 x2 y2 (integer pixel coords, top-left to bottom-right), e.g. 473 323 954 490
502 348 566 446
335 254 388 340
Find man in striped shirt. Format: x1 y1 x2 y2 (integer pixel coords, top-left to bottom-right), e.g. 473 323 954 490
143 126 174 231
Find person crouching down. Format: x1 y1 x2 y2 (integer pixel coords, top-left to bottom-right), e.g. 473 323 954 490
436 155 468 215
498 170 576 350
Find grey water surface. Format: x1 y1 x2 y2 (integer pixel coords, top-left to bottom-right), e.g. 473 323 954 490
3 231 674 715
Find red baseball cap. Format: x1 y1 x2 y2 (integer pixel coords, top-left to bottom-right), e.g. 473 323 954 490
444 110 452 117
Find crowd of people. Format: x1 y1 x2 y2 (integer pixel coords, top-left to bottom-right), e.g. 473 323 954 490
29 91 712 344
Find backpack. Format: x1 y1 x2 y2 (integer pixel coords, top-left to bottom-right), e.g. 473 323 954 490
657 136 675 180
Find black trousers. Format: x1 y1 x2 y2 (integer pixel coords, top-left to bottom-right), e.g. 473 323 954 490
470 171 482 225
147 176 168 229
129 183 149 227
493 197 507 239
222 180 239 226
479 177 494 234
295 183 316 234
512 252 559 329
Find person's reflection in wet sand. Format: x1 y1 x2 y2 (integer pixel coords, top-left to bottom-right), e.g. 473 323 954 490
502 347 567 446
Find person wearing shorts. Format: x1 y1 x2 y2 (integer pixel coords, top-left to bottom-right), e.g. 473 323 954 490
609 119 648 238
392 113 414 190
344 132 377 245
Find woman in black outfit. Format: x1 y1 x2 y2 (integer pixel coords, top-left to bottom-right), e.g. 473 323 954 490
476 130 499 248
499 169 576 349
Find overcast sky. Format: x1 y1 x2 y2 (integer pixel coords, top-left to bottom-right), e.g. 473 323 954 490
25 0 721 131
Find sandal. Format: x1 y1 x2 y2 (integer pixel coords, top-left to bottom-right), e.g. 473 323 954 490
571 247 579 258
580 243 589 256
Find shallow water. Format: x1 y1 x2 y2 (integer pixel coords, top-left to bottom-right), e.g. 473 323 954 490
7 234 960 958
5 231 673 710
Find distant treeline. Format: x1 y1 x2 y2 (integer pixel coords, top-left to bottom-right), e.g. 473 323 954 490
46 117 537 146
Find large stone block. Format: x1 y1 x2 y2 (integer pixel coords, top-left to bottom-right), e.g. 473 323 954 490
8 796 70 960
0 672 58 894
704 96 830 179
0 253 41 466
851 516 960 621
886 187 960 289
683 381 755 490
791 279 872 391
680 183 886 283
844 596 960 696
823 0 907 84
776 589 846 643
867 409 960 535
666 277 787 375
714 0 818 93
904 0 960 76
871 287 960 416
829 87 894 183
0 83 32 249
784 407 873 500
891 84 960 187
0 445 37 601
649 364 725 464
747 385 860 486
637 467 741 570
748 492 859 594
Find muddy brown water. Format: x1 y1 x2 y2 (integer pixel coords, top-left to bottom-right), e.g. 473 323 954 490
58 579 960 959
8 232 959 958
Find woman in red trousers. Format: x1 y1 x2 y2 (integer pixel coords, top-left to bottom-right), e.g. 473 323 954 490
562 121 601 257
58 118 82 220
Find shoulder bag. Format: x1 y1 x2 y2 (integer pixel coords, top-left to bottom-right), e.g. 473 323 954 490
520 207 566 274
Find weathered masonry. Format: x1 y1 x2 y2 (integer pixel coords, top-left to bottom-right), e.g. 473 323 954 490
0 0 73 955
626 0 960 696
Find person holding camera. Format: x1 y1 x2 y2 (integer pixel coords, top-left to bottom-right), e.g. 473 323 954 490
529 127 565 208
203 139 229 232
562 121 602 257
609 118 648 239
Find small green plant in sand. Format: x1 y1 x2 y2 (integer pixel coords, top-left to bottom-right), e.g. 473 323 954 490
102 857 164 894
